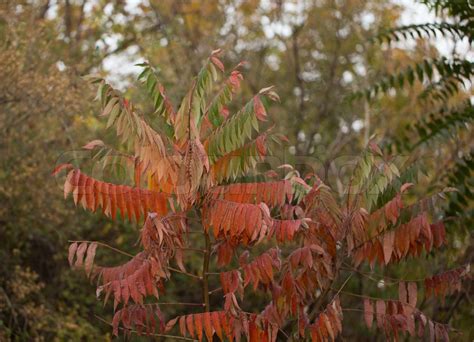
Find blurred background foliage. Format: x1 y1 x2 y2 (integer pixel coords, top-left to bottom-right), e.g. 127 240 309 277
0 0 472 340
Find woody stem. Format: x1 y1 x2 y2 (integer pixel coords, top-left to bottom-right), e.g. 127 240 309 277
202 230 211 312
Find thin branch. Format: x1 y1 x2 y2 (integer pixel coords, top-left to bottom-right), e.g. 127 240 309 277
95 315 198 341
181 247 206 253
157 302 205 307
341 263 426 284
208 287 222 295
334 273 353 298
68 240 133 258
127 302 205 307
169 267 202 280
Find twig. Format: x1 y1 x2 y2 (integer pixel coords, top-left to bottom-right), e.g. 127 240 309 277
158 302 205 307
334 273 353 298
95 315 197 341
181 247 206 253
68 240 133 257
341 263 426 284
169 267 202 280
208 287 222 295
128 302 205 307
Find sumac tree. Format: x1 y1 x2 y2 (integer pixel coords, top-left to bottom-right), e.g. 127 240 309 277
53 50 469 341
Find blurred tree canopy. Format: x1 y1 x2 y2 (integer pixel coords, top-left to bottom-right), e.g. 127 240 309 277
0 0 471 340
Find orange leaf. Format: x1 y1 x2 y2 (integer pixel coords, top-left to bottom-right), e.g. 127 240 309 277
186 314 195 338
52 163 73 176
165 316 179 332
211 312 223 341
203 312 214 341
194 313 203 342
179 316 187 337
220 312 232 341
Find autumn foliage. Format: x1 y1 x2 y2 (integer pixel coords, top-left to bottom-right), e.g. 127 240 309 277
53 50 470 341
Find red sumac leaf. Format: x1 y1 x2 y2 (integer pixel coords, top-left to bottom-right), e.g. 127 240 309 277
84 242 98 277
211 311 223 341
52 163 73 176
375 300 386 328
112 310 122 336
203 312 214 341
408 282 417 308
68 242 78 266
186 314 195 338
75 242 88 268
211 56 224 72
82 139 105 150
399 282 408 303
179 315 187 337
253 96 267 121
400 182 414 193
165 316 179 332
194 313 203 342
383 230 395 265
364 298 374 329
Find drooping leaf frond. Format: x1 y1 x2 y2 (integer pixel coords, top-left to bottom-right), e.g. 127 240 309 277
363 298 450 340
202 199 272 245
309 297 343 342
352 58 474 102
205 89 277 164
401 103 473 151
136 62 176 125
240 248 281 290
204 67 244 128
372 22 468 44
208 180 293 207
351 214 447 268
60 167 169 221
112 304 166 336
424 266 470 300
209 132 270 182
91 78 174 182
165 311 252 342
269 219 304 243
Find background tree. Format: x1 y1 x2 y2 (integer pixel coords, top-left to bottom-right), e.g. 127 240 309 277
349 0 473 336
0 2 142 339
